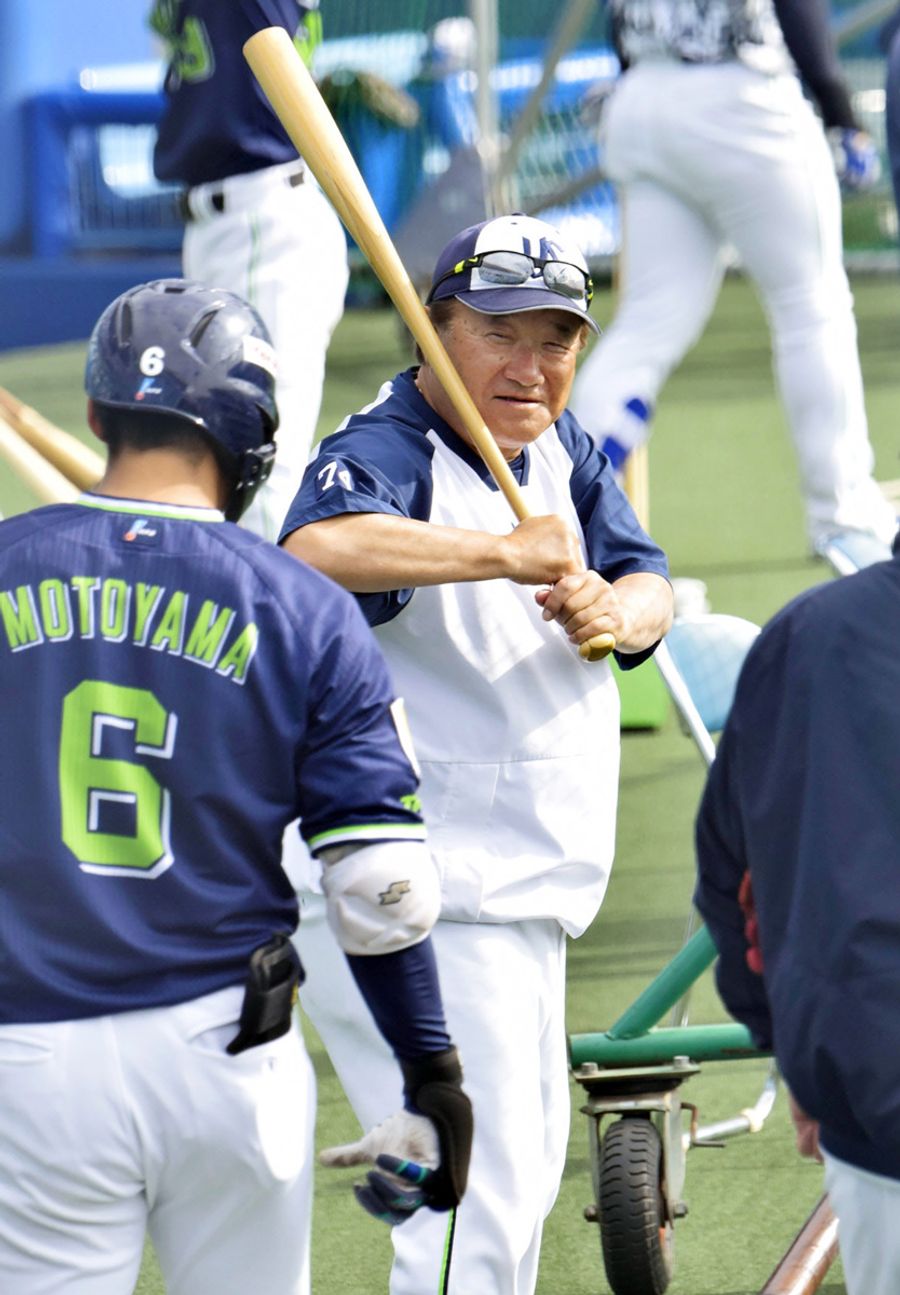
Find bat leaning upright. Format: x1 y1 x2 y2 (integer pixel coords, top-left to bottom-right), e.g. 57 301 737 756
0 418 80 505
0 387 104 491
242 26 616 663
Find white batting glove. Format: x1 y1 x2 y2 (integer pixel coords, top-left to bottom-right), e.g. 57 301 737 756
320 1109 440 1170
321 1110 441 1226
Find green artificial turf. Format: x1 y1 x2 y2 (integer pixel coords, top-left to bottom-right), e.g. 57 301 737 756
7 267 898 1292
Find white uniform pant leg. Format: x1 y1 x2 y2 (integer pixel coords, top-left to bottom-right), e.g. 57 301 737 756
0 1018 147 1295
824 1150 900 1295
705 76 896 547
141 988 315 1295
294 911 570 1295
568 176 725 448
183 176 349 541
391 919 569 1295
574 62 896 547
293 891 404 1131
0 989 315 1295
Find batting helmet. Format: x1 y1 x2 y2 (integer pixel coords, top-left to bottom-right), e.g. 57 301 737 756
85 278 278 521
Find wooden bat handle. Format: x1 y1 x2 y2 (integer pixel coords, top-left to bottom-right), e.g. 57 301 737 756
579 633 616 661
0 387 103 490
0 418 79 504
243 27 615 662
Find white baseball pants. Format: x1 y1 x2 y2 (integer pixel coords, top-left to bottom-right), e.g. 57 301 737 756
0 986 315 1295
296 897 571 1295
183 159 349 540
824 1150 900 1295
569 60 897 549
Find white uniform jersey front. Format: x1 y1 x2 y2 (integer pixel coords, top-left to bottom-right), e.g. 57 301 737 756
281 368 670 938
376 427 619 936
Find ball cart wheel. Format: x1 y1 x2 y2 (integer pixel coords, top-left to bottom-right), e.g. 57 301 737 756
596 1114 674 1295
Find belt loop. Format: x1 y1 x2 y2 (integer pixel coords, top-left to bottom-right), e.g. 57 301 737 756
180 164 304 223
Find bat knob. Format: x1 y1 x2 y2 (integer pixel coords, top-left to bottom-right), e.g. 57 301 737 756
579 633 616 662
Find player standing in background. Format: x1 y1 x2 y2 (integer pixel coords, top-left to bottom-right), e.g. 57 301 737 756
694 532 900 1295
569 0 898 563
150 0 349 540
0 279 471 1294
280 213 673 1295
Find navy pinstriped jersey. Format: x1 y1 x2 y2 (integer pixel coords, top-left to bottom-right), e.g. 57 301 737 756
0 496 424 1024
610 0 786 67
152 0 321 186
280 367 669 659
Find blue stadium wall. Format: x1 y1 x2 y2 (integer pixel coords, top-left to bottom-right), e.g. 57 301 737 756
0 0 175 351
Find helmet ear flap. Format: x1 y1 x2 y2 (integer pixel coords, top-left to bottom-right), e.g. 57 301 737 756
224 440 277 521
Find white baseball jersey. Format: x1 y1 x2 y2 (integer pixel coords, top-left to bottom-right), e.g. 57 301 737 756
282 368 670 937
279 371 669 1294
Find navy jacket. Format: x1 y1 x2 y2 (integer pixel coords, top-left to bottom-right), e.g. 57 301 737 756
694 542 900 1181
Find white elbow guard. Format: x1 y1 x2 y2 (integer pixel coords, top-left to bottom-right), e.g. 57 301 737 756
320 841 441 955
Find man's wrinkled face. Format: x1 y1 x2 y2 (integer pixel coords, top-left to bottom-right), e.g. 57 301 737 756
419 304 586 460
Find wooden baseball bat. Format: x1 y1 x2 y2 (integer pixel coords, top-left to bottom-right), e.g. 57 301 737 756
0 417 80 504
0 386 104 490
243 26 615 663
759 1195 839 1295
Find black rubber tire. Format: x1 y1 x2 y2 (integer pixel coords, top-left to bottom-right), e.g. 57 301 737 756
596 1116 674 1295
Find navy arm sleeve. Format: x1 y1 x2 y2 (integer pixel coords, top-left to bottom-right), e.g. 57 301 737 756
774 0 857 128
347 939 452 1067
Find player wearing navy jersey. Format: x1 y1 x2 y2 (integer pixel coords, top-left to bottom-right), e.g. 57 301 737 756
694 535 900 1295
0 280 472 1295
569 0 897 561
280 215 673 1295
151 0 348 541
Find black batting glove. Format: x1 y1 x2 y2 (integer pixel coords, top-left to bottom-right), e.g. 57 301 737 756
401 1045 473 1211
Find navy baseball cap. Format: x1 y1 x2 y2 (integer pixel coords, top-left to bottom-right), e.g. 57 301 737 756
426 213 600 335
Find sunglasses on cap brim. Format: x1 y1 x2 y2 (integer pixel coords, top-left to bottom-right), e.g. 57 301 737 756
427 249 594 307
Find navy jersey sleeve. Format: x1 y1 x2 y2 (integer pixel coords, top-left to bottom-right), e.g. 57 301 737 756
556 411 669 582
693 634 776 1048
556 410 670 669
280 384 436 626
290 577 426 850
241 0 305 27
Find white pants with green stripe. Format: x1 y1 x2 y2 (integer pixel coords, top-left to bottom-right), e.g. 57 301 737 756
296 895 570 1294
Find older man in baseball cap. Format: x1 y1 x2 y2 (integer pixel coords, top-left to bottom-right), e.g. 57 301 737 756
279 213 673 1295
